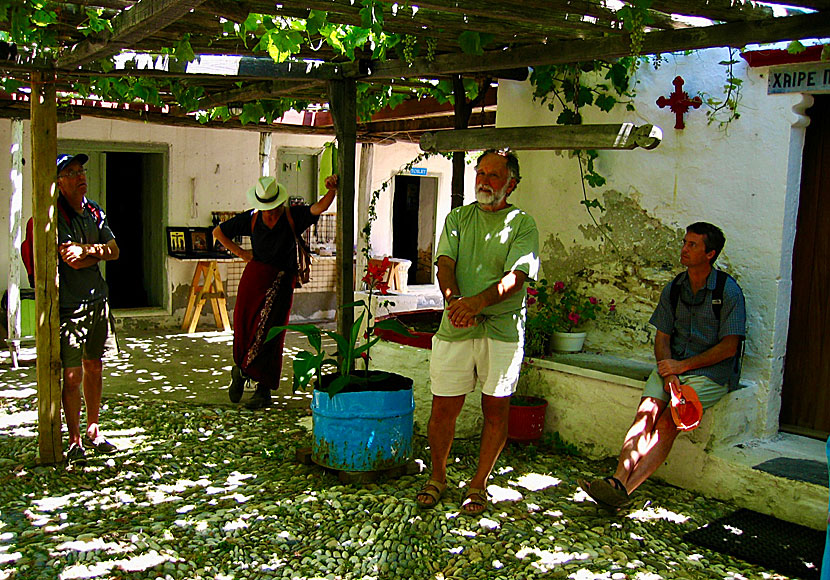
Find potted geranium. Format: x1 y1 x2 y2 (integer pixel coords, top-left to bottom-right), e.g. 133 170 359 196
526 279 615 354
267 257 416 472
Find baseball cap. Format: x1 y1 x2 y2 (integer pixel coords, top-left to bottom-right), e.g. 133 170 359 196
57 153 89 174
669 383 703 431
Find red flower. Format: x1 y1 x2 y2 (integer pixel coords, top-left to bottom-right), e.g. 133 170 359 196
527 297 537 306
527 287 539 296
568 312 580 325
589 296 598 305
553 281 565 292
609 299 616 312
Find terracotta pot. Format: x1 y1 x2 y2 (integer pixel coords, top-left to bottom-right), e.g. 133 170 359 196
548 331 587 353
508 396 548 443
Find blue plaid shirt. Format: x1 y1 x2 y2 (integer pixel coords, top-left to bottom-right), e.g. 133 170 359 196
649 269 746 386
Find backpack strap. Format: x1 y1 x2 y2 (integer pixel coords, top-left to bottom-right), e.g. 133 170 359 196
284 205 298 237
669 272 684 318
712 269 727 320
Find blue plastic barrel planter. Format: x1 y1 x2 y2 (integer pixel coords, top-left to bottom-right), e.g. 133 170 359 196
311 372 414 472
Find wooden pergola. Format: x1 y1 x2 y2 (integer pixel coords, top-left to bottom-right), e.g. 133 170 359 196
1 0 827 463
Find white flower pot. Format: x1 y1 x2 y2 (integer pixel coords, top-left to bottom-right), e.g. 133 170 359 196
549 331 587 353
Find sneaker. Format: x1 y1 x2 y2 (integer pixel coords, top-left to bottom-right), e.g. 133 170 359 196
229 366 246 403
245 385 272 410
83 434 117 454
66 443 86 463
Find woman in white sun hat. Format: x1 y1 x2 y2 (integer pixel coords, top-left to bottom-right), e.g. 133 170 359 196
213 174 338 409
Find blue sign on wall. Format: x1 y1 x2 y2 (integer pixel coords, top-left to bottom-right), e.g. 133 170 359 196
409 167 427 176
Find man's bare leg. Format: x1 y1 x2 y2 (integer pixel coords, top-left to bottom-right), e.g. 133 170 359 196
613 401 679 494
417 395 466 506
62 366 84 447
463 393 511 514
81 358 103 441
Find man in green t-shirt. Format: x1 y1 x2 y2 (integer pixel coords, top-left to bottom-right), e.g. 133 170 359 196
416 150 539 515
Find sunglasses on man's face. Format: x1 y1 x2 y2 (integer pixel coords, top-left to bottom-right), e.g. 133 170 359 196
59 168 86 179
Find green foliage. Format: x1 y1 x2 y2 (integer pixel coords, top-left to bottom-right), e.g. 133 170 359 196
526 278 609 335
267 263 413 398
458 31 493 56
173 35 196 63
170 84 204 113
787 40 806 54
79 8 111 37
699 49 743 131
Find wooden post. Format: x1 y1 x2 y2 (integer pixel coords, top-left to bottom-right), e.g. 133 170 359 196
7 119 24 349
31 71 63 465
450 75 471 209
328 79 356 342
356 143 374 285
259 132 272 177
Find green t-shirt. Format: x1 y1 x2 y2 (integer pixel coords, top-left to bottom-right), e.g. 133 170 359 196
434 203 539 343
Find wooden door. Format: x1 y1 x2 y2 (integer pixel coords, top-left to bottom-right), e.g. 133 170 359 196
780 94 830 439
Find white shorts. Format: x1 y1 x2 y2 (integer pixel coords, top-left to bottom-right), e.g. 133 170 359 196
430 337 524 398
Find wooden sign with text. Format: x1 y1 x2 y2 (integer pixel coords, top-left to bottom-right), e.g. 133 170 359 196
768 62 830 94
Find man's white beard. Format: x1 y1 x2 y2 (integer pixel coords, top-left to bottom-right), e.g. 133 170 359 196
475 183 509 207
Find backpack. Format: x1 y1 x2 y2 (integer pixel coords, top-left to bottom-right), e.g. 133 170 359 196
669 269 744 391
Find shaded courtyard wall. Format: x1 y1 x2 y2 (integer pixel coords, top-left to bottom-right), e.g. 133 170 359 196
500 48 810 441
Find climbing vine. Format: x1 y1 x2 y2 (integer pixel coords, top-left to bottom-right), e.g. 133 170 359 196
529 58 636 244
697 48 743 131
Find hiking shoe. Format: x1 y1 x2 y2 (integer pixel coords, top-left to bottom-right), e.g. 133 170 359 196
83 434 117 454
245 386 272 410
66 443 86 463
229 366 246 403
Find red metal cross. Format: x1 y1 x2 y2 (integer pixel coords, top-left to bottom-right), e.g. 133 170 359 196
656 76 702 130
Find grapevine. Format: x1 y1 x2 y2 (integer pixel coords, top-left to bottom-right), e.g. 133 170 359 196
402 35 417 65
425 37 437 63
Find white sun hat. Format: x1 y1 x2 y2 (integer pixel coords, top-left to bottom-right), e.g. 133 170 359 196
246 176 289 210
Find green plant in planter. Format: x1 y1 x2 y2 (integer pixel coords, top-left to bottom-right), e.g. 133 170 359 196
524 278 617 355
267 256 412 398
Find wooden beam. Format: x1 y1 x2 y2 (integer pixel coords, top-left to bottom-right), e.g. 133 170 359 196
30 71 63 465
419 123 663 152
650 0 774 22
57 0 210 68
365 11 830 79
358 110 495 135
199 79 325 109
328 79 356 346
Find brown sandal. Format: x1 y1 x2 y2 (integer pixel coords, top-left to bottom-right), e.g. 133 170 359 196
461 487 489 515
416 479 447 509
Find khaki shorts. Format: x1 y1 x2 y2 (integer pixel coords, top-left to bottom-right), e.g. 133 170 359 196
430 337 523 398
642 368 728 410
60 300 109 368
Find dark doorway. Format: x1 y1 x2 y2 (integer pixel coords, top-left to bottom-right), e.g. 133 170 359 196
104 152 165 309
392 175 437 285
780 94 830 440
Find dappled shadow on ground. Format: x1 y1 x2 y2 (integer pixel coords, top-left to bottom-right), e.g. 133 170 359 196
0 387 793 580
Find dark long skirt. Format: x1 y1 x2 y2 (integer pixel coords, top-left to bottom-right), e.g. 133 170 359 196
233 260 295 389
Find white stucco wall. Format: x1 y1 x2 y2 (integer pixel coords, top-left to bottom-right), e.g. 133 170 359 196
497 48 810 441
362 143 475 262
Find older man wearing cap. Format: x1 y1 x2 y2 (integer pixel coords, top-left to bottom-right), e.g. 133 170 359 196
54 153 120 462
213 174 338 409
579 222 745 512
